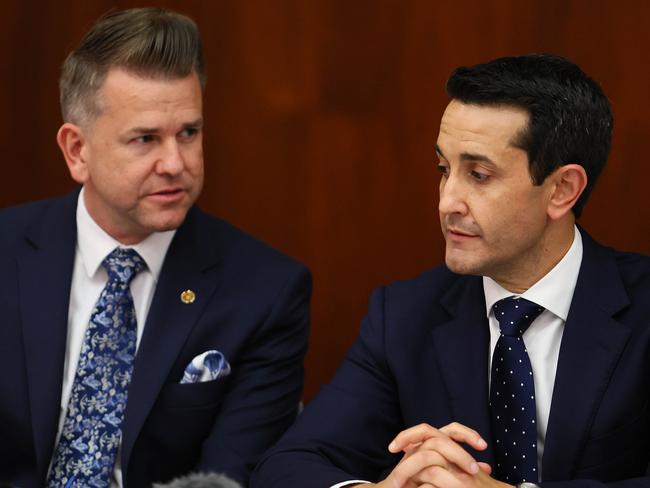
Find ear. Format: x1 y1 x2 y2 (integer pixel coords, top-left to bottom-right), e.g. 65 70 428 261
57 122 89 184
546 164 588 220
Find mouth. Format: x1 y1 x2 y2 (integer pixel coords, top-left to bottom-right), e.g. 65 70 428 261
446 227 479 241
146 187 187 203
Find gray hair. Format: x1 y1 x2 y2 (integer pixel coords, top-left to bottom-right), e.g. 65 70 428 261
60 7 206 125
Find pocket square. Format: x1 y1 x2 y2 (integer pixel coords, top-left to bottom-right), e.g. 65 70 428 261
181 350 231 384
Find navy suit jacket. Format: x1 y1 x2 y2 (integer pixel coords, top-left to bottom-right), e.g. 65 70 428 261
253 229 650 487
0 190 311 487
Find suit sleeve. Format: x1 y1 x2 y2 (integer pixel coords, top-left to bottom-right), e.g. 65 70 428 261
196 263 312 485
250 286 404 487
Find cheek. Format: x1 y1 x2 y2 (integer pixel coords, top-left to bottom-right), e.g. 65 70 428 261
494 198 546 244
101 163 151 198
476 197 523 238
188 158 204 178
180 145 203 173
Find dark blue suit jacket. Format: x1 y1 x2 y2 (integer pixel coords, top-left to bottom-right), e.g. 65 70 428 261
0 190 311 487
252 229 650 487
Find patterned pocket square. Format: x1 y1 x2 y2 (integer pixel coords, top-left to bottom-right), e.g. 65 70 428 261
181 350 231 384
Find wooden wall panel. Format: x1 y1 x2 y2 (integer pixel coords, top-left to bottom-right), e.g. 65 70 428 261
1 1 648 401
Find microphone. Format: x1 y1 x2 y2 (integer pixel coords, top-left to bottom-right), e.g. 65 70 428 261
153 472 243 488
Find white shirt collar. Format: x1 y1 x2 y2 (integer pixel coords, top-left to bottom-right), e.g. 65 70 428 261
76 187 176 281
483 226 583 321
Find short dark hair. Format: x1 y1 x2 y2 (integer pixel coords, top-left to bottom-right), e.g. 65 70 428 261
60 7 206 125
446 54 612 217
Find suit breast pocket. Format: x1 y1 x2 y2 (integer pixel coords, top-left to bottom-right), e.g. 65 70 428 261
156 377 231 410
143 378 231 450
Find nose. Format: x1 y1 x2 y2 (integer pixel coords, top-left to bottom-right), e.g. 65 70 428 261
438 172 468 216
156 140 184 176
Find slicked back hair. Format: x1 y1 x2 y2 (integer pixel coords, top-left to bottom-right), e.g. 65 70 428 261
60 7 205 126
446 54 612 218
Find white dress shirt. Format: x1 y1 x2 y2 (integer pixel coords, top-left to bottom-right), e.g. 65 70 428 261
332 227 583 488
483 226 582 475
51 188 175 487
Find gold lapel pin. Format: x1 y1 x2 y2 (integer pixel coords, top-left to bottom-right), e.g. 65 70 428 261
180 289 196 304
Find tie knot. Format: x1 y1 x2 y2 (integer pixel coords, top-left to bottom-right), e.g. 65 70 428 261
102 248 146 285
493 297 544 337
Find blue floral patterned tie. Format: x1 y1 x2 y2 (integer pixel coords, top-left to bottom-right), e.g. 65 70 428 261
490 297 544 484
48 248 145 488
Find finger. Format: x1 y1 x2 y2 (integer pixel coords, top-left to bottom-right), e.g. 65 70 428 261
415 464 462 488
478 462 492 475
389 424 441 453
389 422 488 454
452 466 496 486
382 471 419 488
398 440 426 463
398 445 420 464
389 448 449 486
390 423 482 476
474 468 498 484
403 441 424 454
439 422 488 451
417 435 480 475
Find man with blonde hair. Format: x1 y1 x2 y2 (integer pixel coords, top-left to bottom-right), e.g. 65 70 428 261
0 8 310 487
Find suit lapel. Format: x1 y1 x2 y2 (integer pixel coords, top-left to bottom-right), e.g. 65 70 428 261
18 192 78 476
121 207 223 470
542 231 631 481
430 275 495 466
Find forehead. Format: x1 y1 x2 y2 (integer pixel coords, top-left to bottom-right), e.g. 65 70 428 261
437 100 529 158
98 68 203 116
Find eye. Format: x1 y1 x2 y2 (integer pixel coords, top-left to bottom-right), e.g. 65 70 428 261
179 127 199 139
133 134 155 144
437 163 449 177
470 170 490 182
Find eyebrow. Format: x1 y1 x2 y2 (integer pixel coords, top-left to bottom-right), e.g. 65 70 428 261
126 118 204 135
435 143 497 167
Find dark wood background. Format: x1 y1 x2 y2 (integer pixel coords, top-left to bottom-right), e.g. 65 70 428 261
2 0 649 401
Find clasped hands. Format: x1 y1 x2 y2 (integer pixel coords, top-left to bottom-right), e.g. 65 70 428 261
358 422 514 488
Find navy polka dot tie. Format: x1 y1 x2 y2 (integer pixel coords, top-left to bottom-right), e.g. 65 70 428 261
490 296 544 484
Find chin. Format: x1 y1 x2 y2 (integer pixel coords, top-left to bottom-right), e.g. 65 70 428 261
146 214 188 233
445 255 483 276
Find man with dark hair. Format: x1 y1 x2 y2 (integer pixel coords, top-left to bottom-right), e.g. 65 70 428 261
252 54 650 488
0 8 310 488
445 54 612 218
